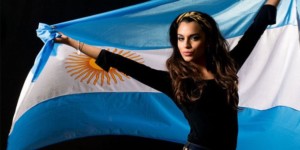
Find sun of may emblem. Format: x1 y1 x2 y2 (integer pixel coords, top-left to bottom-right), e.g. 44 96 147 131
65 48 144 86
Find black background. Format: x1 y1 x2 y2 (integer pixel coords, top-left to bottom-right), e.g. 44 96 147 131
1 0 183 149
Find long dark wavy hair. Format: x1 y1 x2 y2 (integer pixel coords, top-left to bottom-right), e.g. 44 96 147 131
166 11 239 109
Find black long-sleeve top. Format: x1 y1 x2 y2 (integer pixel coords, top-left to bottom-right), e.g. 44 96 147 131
95 5 277 150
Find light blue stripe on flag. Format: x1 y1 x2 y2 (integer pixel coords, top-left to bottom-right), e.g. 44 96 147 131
238 107 300 150
8 93 188 150
8 93 300 150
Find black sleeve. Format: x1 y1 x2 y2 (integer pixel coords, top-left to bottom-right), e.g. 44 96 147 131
95 50 173 98
230 5 277 70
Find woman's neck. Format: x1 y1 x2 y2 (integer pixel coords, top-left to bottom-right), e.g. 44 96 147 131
199 66 215 80
192 57 215 80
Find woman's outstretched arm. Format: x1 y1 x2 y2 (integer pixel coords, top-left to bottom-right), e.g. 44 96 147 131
54 33 174 98
230 0 280 70
54 33 101 59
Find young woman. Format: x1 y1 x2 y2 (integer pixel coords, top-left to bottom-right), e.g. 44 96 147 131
55 0 280 149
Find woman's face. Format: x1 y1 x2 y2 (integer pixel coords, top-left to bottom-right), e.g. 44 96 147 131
177 21 207 62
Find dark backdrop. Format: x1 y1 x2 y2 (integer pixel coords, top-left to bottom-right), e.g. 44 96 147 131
1 0 182 149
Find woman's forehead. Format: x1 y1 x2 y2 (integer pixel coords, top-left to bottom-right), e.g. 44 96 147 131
177 21 205 35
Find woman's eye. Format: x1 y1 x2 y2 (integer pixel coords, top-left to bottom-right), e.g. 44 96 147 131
191 36 200 41
177 37 184 41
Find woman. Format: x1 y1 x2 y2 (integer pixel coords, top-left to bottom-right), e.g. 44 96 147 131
55 0 280 149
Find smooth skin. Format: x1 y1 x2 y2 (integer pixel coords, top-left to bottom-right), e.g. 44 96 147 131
177 21 206 63
177 21 214 79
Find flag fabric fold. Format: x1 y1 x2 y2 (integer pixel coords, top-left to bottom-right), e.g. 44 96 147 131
31 23 62 82
8 0 300 150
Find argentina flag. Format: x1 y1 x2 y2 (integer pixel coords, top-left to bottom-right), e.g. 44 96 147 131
8 0 300 150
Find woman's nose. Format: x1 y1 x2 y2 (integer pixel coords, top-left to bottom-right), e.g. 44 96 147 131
184 40 192 49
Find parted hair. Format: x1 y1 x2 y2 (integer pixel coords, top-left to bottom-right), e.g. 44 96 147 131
166 11 239 109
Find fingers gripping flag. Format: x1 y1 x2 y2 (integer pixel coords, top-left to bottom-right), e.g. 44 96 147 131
8 0 300 150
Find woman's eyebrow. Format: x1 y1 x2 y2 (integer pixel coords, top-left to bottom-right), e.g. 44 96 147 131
177 32 200 35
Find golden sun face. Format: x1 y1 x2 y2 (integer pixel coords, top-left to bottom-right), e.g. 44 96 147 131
65 48 144 86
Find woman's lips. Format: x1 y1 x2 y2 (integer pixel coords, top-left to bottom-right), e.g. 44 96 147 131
182 51 193 56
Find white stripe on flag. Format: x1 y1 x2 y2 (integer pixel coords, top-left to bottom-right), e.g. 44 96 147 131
12 46 172 127
237 25 300 110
